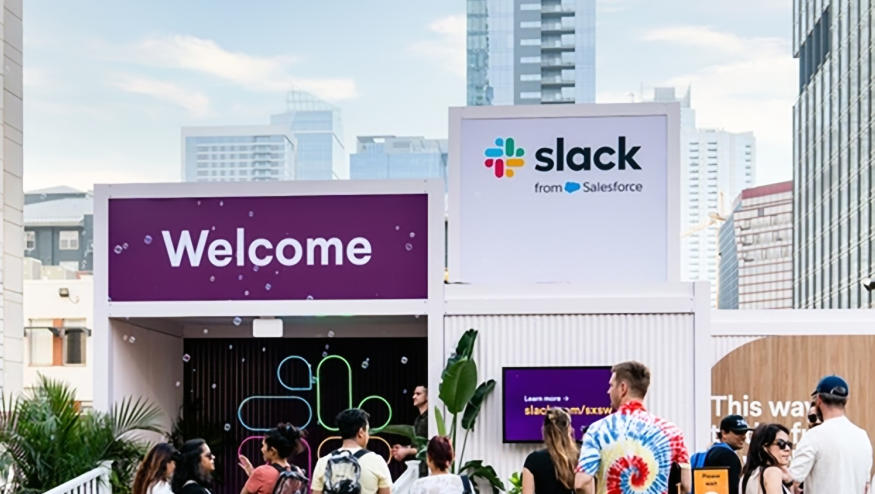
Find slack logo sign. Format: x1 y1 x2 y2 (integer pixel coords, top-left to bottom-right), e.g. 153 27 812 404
484 137 525 178
534 136 642 172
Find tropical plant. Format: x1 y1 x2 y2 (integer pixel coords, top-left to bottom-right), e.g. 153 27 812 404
0 375 164 494
507 472 522 494
384 329 502 494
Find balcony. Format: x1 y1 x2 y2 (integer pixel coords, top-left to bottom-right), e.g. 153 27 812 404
541 4 575 16
541 22 574 34
541 76 575 87
541 57 575 69
541 95 575 104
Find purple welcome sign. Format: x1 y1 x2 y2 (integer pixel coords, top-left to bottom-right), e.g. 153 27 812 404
108 194 428 301
502 367 613 442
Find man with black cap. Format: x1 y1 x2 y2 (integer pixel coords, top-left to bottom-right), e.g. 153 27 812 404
789 375 872 493
691 415 750 494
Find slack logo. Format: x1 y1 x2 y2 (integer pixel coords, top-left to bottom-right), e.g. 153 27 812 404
534 136 641 172
484 137 525 178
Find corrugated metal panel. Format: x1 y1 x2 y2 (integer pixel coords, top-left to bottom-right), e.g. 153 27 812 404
444 313 695 483
711 336 763 365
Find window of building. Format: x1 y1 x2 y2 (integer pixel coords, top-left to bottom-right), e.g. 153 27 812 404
520 21 542 28
28 326 54 366
520 91 542 99
520 73 542 81
25 230 35 251
520 38 541 46
520 56 542 64
59 231 79 251
64 328 86 365
520 3 541 10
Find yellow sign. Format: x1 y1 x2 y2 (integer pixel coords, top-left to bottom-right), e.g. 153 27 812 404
693 468 729 494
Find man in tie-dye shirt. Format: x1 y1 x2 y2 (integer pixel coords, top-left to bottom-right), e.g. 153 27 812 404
574 361 691 494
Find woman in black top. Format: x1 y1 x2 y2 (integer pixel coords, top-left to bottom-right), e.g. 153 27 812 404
522 408 579 494
171 439 216 494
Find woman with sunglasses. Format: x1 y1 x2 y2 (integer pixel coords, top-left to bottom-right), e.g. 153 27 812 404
741 424 793 494
172 439 217 494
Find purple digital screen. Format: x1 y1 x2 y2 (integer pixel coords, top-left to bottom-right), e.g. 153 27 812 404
107 194 428 301
502 367 613 443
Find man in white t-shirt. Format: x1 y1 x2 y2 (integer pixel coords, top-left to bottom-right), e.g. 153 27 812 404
789 375 872 494
311 408 392 494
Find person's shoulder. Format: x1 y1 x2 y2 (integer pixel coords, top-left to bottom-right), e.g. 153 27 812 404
762 465 784 482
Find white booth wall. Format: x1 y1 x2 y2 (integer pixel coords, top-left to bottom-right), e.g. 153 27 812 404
439 282 712 482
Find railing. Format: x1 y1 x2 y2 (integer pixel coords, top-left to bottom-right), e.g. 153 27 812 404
43 462 112 494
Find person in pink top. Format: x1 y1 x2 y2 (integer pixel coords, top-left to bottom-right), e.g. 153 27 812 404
238 423 307 494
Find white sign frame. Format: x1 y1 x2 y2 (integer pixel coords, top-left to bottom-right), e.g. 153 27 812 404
447 103 680 284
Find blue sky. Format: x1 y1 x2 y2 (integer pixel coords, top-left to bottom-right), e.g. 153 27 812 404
24 0 794 191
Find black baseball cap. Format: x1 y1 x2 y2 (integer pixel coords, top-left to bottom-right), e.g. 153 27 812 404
720 415 752 433
811 375 849 398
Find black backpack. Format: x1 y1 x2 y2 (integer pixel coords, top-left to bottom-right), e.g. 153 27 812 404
271 463 308 494
324 449 371 494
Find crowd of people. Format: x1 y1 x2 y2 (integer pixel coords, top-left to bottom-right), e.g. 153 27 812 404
129 361 873 494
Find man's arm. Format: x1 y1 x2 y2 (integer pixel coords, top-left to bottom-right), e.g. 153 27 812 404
679 464 691 494
788 435 816 483
574 472 595 494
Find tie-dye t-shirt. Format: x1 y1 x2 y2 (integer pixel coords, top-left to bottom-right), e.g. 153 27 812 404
577 401 689 494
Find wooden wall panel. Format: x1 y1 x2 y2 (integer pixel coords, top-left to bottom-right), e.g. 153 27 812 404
711 335 875 458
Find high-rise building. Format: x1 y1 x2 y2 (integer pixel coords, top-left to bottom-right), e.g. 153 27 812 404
350 136 448 185
1 0 23 395
652 87 756 306
271 91 347 179
793 2 871 308
467 0 595 105
718 182 793 309
181 125 296 182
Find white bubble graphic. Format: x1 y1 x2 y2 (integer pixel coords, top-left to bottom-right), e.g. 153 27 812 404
307 295 314 300
144 235 153 245
219 200 224 207
327 330 335 338
238 274 244 281
113 245 123 254
253 265 259 272
224 423 231 431
244 290 250 296
322 351 328 358
405 243 413 251
409 232 415 238
175 381 181 387
228 344 234 350
265 283 272 291
248 211 254 218
401 356 408 364
182 354 191 363
394 225 400 231
361 360 369 369
128 336 136 343
233 317 242 326
209 275 215 282
211 383 217 389
122 242 129 250
203 328 209 334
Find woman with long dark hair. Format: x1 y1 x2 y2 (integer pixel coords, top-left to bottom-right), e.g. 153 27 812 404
522 408 579 494
741 424 793 494
238 423 307 494
171 439 216 494
133 443 180 494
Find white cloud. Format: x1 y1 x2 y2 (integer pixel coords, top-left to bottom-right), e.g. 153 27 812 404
113 75 211 117
409 14 465 78
636 26 795 184
133 35 357 101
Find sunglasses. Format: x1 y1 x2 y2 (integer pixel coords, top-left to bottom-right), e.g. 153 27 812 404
773 439 793 450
